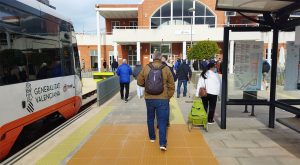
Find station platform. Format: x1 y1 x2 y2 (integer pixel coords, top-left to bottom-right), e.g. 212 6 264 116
82 78 97 95
13 81 300 165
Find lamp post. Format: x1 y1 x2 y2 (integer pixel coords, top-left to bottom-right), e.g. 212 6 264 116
188 8 195 48
188 7 195 68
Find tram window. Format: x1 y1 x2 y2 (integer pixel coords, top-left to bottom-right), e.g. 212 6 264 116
0 32 28 86
62 45 74 76
25 36 62 80
0 4 21 26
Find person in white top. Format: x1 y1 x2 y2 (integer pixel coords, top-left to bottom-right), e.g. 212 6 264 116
196 62 221 124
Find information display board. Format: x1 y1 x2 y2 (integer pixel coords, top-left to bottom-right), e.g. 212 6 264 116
234 41 263 91
284 42 300 90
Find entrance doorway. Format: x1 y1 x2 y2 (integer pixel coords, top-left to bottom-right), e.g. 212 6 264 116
128 49 137 67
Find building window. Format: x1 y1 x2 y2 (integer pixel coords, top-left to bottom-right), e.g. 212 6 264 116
111 21 120 30
90 49 97 56
129 21 138 29
151 0 216 29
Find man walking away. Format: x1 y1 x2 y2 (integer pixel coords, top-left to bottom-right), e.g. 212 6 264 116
112 59 118 72
174 58 181 73
176 59 192 98
133 61 143 98
262 60 271 90
103 60 107 72
116 59 132 103
137 52 175 151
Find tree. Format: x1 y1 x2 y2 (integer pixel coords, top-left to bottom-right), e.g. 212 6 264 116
187 40 220 60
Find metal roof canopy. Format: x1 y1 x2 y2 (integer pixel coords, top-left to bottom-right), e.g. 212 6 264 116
216 0 296 13
97 8 138 19
215 0 300 130
216 0 300 30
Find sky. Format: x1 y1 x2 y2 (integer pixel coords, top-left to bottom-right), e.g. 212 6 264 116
50 0 141 34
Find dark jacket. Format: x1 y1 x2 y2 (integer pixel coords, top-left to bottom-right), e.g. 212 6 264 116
193 60 200 71
116 63 132 83
176 63 192 81
133 65 142 79
112 61 118 69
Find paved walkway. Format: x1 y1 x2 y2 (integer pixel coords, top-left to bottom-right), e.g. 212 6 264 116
15 80 300 165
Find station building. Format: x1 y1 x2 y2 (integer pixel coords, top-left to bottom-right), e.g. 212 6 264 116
77 0 296 71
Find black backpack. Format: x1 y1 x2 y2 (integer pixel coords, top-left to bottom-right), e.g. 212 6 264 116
145 63 165 95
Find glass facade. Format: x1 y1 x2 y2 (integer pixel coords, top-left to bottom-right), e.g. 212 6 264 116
151 0 216 29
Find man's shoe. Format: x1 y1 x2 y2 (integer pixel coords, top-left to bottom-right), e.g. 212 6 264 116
160 146 167 151
121 97 124 100
150 139 155 143
208 120 215 124
125 99 128 103
177 95 180 98
183 95 186 97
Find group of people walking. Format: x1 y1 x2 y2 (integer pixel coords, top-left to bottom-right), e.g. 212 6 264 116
115 53 221 151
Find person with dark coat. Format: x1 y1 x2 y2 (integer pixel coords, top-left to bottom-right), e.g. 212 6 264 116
133 61 144 99
176 59 192 98
112 59 119 72
193 60 201 71
103 60 107 72
133 61 142 79
116 59 132 102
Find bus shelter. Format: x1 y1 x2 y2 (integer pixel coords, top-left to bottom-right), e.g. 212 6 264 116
215 0 300 129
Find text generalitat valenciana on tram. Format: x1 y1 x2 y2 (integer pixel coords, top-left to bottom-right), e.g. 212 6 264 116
34 83 61 103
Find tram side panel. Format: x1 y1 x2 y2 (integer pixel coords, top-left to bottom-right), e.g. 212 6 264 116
0 0 82 160
0 76 80 159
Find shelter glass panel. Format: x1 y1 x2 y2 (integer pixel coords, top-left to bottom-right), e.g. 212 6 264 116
277 42 300 109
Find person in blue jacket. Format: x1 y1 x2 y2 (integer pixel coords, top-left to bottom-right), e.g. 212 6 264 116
116 59 132 103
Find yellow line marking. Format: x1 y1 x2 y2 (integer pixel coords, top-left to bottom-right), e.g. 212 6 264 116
169 98 186 124
36 106 112 165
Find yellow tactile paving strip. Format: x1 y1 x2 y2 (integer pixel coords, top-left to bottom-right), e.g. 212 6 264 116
36 106 113 165
67 124 218 165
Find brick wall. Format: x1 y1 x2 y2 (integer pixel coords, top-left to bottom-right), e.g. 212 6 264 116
78 45 97 70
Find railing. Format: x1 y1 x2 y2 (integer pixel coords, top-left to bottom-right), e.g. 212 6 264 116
74 24 261 36
112 24 259 30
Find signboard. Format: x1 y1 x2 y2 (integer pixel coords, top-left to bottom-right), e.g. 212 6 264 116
234 41 263 91
175 30 194 35
295 26 300 45
284 42 300 90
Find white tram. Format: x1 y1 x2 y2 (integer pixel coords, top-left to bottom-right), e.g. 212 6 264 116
0 0 82 160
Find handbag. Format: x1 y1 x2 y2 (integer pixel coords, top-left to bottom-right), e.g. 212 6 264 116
198 79 207 97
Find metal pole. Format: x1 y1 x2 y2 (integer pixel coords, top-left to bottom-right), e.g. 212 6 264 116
221 27 229 129
269 28 279 128
191 17 193 48
96 10 101 72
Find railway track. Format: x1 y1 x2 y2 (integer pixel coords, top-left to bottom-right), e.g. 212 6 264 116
1 90 97 165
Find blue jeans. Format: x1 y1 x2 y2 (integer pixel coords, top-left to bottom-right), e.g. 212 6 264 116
177 80 187 96
145 99 169 146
